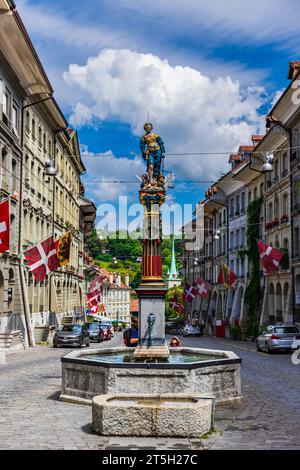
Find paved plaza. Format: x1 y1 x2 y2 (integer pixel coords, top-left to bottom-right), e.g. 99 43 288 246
0 333 300 450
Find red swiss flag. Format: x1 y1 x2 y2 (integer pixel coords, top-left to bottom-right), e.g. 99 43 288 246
184 282 198 303
257 240 284 274
24 236 60 282
195 277 212 298
0 199 9 253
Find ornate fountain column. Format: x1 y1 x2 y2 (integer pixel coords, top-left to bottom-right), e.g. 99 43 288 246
133 122 169 360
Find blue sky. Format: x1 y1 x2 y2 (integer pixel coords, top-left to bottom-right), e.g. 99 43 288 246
16 0 300 225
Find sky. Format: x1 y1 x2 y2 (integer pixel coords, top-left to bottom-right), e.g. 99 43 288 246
16 0 300 228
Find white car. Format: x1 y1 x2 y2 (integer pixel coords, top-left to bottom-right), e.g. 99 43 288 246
182 324 201 337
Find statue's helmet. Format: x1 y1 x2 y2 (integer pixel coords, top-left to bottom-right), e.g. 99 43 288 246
144 122 153 131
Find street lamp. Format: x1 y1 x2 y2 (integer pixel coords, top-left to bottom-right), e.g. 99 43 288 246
44 158 57 176
214 229 221 241
249 152 274 173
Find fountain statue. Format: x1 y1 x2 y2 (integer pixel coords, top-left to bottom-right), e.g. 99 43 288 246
60 123 242 424
133 122 169 360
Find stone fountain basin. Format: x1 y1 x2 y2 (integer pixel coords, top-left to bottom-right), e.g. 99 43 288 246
60 347 241 404
92 394 214 437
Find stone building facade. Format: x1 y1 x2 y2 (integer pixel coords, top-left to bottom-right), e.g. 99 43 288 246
181 60 300 334
0 2 96 349
100 270 131 324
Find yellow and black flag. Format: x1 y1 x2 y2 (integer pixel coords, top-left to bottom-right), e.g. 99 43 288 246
55 232 72 267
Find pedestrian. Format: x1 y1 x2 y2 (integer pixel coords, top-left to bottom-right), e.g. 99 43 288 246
169 336 180 347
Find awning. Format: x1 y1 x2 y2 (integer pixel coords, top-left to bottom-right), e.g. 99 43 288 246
0 1 52 96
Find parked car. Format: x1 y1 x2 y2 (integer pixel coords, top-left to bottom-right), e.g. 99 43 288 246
101 321 114 337
165 321 184 335
53 324 90 348
101 324 112 341
182 324 201 337
85 322 104 343
256 325 300 353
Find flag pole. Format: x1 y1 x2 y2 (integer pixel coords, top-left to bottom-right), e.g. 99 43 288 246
19 254 35 347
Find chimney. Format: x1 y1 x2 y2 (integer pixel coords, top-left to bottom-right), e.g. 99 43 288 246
125 273 130 286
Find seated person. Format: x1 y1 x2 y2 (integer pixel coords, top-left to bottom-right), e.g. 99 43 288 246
169 336 180 347
123 325 139 347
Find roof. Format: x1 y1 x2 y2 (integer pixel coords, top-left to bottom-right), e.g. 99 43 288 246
251 135 264 144
228 153 241 163
238 145 255 153
99 268 131 290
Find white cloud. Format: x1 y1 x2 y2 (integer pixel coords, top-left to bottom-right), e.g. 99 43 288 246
82 150 144 203
64 48 266 182
119 0 300 51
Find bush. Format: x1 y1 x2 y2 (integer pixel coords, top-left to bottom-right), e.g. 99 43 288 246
229 324 242 340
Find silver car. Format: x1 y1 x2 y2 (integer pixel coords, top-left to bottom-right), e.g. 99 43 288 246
256 325 300 353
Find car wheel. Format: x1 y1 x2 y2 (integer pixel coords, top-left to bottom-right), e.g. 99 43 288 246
53 344 57 348
256 341 261 352
265 341 270 353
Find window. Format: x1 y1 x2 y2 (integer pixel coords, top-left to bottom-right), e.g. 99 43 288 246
274 197 279 220
274 160 279 181
230 199 234 218
12 103 19 136
32 119 36 140
268 202 273 222
236 195 240 214
295 227 300 257
241 228 245 247
260 182 264 197
283 193 288 215
282 153 288 176
241 192 245 212
3 88 11 117
12 159 17 192
236 230 239 249
38 126 42 146
26 111 30 131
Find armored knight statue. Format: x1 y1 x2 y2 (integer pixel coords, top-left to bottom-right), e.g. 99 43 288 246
140 122 165 187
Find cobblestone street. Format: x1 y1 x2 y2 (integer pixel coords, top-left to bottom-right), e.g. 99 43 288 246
0 333 300 450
